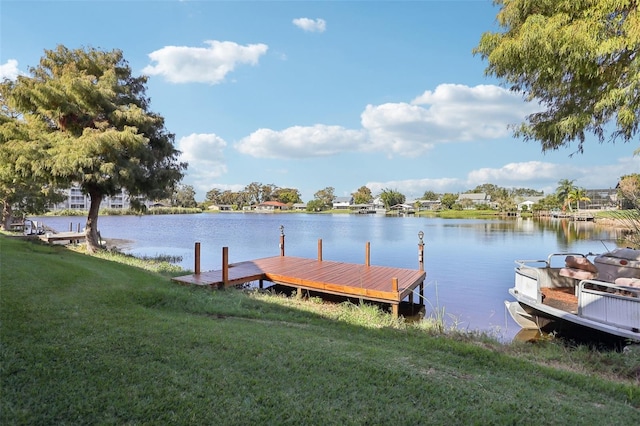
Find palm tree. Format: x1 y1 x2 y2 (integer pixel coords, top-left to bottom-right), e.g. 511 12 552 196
566 188 591 212
556 179 576 210
494 188 515 213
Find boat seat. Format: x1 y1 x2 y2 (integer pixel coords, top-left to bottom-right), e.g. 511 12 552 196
559 256 598 281
614 277 640 288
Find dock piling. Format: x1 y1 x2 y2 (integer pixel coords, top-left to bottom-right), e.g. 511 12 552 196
318 239 323 261
222 247 229 287
194 242 201 275
418 230 424 272
279 225 285 256
365 242 370 266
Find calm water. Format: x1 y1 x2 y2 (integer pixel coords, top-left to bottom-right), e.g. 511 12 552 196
34 213 629 341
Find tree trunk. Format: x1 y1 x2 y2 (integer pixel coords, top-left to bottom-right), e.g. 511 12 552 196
85 191 103 253
1 201 13 231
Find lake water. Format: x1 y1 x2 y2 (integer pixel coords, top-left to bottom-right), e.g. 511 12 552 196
33 213 630 341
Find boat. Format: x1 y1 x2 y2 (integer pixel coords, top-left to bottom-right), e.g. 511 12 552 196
506 247 640 343
23 219 46 235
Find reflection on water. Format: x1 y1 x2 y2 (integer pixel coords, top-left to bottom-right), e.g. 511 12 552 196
513 323 631 351
32 213 629 342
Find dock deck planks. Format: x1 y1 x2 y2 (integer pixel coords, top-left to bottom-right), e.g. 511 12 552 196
173 255 426 316
39 231 86 244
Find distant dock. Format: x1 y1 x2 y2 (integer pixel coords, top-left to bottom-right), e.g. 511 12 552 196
39 231 86 244
172 227 427 318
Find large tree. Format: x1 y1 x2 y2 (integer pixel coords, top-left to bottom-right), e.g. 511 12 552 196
273 187 302 205
0 99 64 229
173 184 197 208
474 0 640 152
617 173 640 209
566 187 591 212
378 188 405 209
421 190 440 201
6 45 185 251
352 185 373 204
313 186 335 210
555 179 576 209
440 193 458 210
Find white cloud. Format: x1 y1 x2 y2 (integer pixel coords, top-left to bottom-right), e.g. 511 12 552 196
0 59 21 81
234 84 540 159
361 84 540 157
235 125 367 159
363 156 639 199
178 133 228 183
143 40 268 84
292 18 326 33
366 178 464 199
466 157 638 193
467 161 563 185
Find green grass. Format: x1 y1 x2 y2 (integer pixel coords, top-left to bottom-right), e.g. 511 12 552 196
1 236 639 425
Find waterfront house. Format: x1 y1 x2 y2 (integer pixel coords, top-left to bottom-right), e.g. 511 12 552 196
457 193 491 208
256 201 289 212
332 197 353 210
292 203 307 211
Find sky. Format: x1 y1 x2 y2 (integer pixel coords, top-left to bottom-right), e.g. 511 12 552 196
1 0 638 203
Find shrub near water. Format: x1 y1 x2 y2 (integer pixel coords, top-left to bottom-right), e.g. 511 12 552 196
1 236 639 425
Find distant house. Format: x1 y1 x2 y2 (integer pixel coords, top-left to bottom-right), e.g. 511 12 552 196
209 204 234 211
457 193 491 208
415 199 441 211
389 203 416 214
292 203 307 211
255 201 289 212
516 196 544 211
332 196 353 210
372 197 385 209
585 188 618 210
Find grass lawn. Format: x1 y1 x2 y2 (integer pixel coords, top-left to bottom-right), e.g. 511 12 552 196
1 235 639 425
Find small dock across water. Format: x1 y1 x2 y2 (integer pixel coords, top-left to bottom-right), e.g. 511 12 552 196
172 227 427 318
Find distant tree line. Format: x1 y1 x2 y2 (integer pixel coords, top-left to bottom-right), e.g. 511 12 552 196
196 176 638 213
161 175 640 213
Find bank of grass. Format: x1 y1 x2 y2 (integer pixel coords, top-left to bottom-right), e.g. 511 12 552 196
417 209 502 218
1 236 639 425
44 206 203 217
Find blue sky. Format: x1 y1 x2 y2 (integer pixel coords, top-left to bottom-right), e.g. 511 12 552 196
2 0 638 202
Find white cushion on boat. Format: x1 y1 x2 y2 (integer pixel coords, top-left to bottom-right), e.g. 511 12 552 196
614 277 640 288
559 267 597 280
564 256 598 273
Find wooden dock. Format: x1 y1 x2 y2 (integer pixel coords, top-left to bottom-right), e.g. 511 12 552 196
39 231 85 244
172 228 427 318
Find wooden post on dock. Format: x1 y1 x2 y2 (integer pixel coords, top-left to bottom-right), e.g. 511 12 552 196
222 247 229 287
279 225 285 257
391 277 399 318
365 242 371 266
418 230 425 272
413 230 425 306
194 242 201 275
318 239 323 261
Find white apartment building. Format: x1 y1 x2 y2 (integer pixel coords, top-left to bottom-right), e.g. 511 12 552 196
51 185 144 211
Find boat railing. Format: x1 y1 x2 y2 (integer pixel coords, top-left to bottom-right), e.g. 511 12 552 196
577 279 640 331
546 252 597 268
514 259 547 269
515 252 597 269
578 279 640 298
